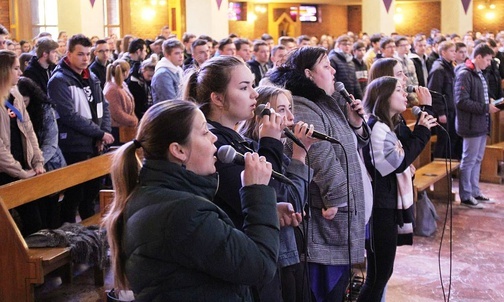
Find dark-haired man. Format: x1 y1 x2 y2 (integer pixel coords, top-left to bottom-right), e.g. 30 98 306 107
23 37 59 93
247 40 270 87
454 43 500 208
47 34 113 223
89 39 111 89
127 38 147 80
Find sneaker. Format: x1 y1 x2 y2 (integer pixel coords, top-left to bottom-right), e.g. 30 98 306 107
461 197 484 209
474 195 495 204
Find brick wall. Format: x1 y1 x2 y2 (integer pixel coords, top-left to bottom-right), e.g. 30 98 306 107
395 2 441 36
0 0 10 32
302 5 348 40
129 0 170 39
473 0 504 34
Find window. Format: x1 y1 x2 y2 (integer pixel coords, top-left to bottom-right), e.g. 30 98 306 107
31 0 59 38
104 0 121 38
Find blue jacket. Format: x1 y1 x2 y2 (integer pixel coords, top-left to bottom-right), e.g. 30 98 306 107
38 103 67 171
151 57 182 103
48 58 111 154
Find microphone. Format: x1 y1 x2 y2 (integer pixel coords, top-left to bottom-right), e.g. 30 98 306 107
406 85 442 95
217 145 294 186
411 106 443 128
335 82 365 119
256 104 306 148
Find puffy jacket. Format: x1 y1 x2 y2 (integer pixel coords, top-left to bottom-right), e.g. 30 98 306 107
428 58 455 117
123 159 279 301
47 57 111 154
454 60 491 137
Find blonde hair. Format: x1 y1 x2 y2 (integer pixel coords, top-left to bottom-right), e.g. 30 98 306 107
106 59 130 87
0 50 17 101
241 86 293 141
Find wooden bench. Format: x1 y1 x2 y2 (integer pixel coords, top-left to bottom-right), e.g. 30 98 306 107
413 158 460 202
481 141 504 184
0 152 114 302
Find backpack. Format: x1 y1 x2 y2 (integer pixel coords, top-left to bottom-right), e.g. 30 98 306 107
414 191 439 237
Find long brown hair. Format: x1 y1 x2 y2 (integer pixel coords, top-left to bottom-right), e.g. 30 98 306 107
367 58 400 84
0 50 17 101
363 76 401 130
103 100 198 289
181 55 245 117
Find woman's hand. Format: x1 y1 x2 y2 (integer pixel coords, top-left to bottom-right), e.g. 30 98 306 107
240 152 272 187
259 108 284 141
277 202 302 227
416 86 432 106
346 97 365 129
322 206 338 220
34 166 46 175
293 121 317 150
417 111 437 130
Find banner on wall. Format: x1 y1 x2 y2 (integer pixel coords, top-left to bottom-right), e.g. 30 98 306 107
461 0 471 14
90 0 96 8
383 0 392 13
216 0 223 10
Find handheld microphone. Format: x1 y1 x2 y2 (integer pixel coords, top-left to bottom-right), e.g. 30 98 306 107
217 145 294 186
335 82 365 119
411 106 443 128
406 85 442 95
256 104 306 148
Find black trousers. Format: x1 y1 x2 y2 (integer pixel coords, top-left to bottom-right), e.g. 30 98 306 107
60 152 101 223
357 208 397 302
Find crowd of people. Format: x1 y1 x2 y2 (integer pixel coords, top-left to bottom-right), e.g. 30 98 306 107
0 22 502 301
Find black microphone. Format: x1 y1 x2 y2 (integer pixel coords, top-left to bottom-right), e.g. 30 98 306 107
335 82 365 119
217 145 294 186
411 106 443 128
256 104 306 148
406 85 442 95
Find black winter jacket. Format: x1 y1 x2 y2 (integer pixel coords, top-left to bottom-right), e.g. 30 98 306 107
23 56 55 94
427 58 455 117
454 60 491 137
328 50 363 100
124 160 279 301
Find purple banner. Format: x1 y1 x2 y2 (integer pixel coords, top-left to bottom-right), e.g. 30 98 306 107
216 0 223 10
383 0 392 13
90 0 95 8
461 0 471 14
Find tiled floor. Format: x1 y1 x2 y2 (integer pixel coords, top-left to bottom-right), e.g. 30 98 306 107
35 180 504 302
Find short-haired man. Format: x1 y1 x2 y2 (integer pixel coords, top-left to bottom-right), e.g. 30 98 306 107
235 38 252 62
183 39 210 70
127 57 157 120
426 35 447 72
57 39 67 58
247 40 270 87
454 42 468 66
160 25 171 39
409 35 429 86
89 39 111 89
151 38 184 103
47 34 113 223
395 36 418 86
352 41 368 93
454 43 500 208
297 35 311 47
363 33 382 69
379 37 396 59
329 34 363 100
182 32 197 66
427 41 461 159
278 36 296 52
127 38 147 80
0 24 9 50
23 37 59 93
270 44 287 67
218 38 236 56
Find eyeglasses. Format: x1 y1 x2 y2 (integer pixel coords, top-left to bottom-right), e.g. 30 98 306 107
398 44 409 48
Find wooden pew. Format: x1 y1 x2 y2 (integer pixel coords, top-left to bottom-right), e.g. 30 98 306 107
481 141 504 184
0 152 113 302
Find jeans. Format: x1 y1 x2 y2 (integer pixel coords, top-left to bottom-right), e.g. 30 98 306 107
459 135 487 200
